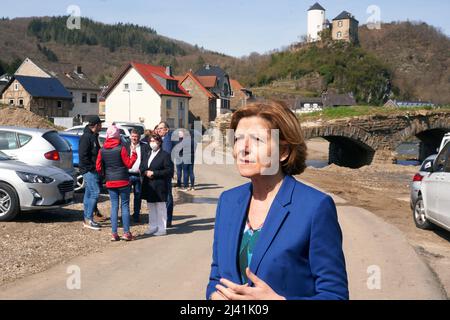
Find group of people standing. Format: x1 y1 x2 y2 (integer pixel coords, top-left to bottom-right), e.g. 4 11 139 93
78 116 194 241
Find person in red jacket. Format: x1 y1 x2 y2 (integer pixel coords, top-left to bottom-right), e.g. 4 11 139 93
96 125 137 241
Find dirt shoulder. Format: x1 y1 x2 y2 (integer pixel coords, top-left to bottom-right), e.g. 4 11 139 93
300 164 450 299
0 191 181 287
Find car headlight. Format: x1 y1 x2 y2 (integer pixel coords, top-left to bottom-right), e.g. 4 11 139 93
16 171 54 184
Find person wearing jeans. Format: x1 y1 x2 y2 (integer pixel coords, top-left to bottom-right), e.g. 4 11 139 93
83 171 101 224
183 162 195 190
108 186 131 238
78 116 103 231
96 125 137 241
176 163 184 188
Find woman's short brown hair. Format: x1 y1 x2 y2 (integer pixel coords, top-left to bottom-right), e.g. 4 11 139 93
150 134 163 145
230 100 307 176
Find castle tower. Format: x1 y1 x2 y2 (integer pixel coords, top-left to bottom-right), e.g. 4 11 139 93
307 2 326 42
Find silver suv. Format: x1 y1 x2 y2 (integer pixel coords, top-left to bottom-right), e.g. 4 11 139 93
0 127 75 178
414 141 450 231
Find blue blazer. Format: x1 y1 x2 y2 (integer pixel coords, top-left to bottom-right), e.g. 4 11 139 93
206 175 349 300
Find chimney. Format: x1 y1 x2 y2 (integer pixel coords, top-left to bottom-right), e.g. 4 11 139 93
165 66 173 77
76 65 82 74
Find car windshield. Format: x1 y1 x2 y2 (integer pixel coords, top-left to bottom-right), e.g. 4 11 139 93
0 151 11 160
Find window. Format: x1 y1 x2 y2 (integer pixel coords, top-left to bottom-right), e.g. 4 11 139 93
178 100 185 128
14 83 19 91
137 83 143 91
230 91 235 97
123 83 129 91
42 131 71 152
434 144 450 172
9 99 14 105
166 99 172 110
19 99 24 106
166 80 178 92
166 118 175 129
338 21 343 27
57 101 63 109
0 131 19 150
337 31 342 38
82 93 87 103
90 93 97 103
18 134 32 147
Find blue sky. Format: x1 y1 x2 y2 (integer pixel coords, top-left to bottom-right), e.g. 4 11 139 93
1 0 449 57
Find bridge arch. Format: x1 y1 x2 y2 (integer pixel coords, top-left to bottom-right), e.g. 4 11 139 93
390 117 450 161
303 125 376 168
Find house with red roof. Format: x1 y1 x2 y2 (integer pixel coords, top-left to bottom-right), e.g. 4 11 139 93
103 62 191 130
177 64 237 130
177 71 220 130
229 79 253 110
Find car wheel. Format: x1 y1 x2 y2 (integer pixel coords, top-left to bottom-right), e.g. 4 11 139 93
413 196 433 230
74 174 85 192
0 182 20 221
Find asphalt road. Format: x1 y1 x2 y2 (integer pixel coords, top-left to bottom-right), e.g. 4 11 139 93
0 161 445 300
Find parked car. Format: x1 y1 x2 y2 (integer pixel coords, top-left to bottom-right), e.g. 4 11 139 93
65 123 131 137
438 133 450 153
112 122 146 137
410 154 437 210
59 132 84 192
0 127 75 178
0 151 74 221
413 141 450 231
60 132 130 192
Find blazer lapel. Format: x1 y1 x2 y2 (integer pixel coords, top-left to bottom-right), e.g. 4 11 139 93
149 150 163 170
228 183 252 283
248 176 296 281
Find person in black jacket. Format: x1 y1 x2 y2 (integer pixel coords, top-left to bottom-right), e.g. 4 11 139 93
79 116 102 231
140 134 174 236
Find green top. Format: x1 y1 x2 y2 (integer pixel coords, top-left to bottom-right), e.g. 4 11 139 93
239 221 263 284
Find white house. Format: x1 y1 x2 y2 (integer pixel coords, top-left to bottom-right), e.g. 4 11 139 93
14 58 100 121
104 62 191 130
307 2 327 42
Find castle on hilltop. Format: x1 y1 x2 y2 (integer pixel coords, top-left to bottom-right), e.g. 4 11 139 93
307 2 359 43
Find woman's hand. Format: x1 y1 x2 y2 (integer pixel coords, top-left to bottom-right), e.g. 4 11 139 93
215 268 286 300
145 170 154 178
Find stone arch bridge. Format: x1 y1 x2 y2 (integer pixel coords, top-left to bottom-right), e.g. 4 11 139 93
302 110 450 168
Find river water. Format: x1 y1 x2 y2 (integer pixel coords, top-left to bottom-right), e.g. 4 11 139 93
306 142 422 168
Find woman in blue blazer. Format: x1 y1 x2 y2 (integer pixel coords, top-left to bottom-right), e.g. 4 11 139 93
207 101 348 300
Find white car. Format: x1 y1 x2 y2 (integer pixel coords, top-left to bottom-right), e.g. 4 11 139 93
0 127 75 178
414 141 450 231
112 122 146 137
0 151 74 221
439 133 450 153
65 124 130 137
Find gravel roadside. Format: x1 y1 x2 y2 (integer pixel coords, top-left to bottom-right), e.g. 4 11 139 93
0 190 178 287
